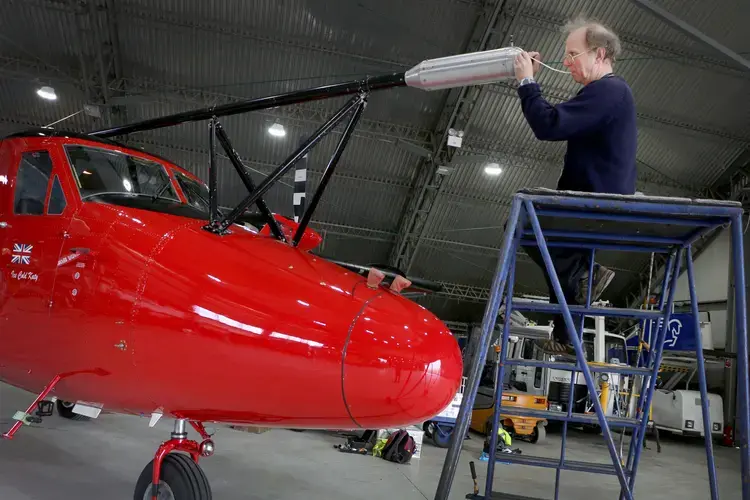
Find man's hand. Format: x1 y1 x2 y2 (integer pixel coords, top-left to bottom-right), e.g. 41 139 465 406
514 51 534 82
528 51 542 75
514 51 542 82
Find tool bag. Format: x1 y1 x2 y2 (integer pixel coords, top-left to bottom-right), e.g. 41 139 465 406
381 429 416 464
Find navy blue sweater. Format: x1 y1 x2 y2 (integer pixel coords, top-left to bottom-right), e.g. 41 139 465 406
517 75 637 195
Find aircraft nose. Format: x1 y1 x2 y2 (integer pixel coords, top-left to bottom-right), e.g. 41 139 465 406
342 294 463 428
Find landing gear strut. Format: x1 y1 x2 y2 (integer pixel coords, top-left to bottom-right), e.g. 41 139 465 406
133 419 215 500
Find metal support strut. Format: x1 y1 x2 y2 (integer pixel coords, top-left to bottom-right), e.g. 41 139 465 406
1 374 62 440
199 93 369 239
433 188 749 500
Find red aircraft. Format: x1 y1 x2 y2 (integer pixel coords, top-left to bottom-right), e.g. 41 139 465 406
0 48 520 500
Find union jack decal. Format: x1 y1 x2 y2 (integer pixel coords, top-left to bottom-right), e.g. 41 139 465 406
13 243 33 254
11 242 33 265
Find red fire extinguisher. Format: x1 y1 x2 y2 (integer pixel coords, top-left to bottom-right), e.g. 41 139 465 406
722 424 734 447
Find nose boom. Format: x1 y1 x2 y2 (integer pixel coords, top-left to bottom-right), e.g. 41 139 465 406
341 294 463 429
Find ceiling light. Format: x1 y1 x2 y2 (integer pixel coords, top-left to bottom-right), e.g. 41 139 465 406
484 163 502 176
268 123 286 137
36 86 57 101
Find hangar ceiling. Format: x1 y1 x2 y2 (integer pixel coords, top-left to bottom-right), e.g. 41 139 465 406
1 0 749 324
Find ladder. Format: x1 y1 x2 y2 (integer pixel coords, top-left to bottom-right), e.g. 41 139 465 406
434 188 750 500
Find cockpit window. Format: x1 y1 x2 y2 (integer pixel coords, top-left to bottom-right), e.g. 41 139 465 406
65 145 179 202
174 170 210 212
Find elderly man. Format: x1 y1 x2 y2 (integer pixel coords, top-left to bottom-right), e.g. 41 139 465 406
513 17 638 354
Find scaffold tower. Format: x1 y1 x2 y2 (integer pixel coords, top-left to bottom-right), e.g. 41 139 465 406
433 188 750 500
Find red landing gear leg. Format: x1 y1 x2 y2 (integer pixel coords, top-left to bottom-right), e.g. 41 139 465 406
133 419 214 500
2 375 61 440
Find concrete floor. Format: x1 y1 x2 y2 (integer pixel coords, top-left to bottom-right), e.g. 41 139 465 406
0 383 743 499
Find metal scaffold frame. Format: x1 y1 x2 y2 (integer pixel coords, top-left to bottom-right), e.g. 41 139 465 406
434 188 750 500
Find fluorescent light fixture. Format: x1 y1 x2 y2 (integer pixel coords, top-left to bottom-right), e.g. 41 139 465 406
36 86 57 100
268 122 286 137
484 163 502 176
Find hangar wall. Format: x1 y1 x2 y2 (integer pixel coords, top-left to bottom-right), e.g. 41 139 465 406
669 223 750 429
673 227 732 348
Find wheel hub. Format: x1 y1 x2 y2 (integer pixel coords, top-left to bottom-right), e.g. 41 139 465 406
142 481 175 500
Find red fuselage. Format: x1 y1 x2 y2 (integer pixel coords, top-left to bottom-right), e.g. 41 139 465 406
0 133 463 429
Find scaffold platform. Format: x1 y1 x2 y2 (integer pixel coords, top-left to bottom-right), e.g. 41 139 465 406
433 188 749 500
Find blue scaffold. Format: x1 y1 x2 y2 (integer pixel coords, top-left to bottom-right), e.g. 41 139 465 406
433 188 750 500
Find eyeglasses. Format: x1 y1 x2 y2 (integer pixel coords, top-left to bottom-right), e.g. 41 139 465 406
563 48 595 64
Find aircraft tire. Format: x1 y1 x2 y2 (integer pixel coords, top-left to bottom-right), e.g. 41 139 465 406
134 453 212 500
56 400 90 421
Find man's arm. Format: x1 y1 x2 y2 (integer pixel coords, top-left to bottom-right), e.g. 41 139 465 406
517 81 625 141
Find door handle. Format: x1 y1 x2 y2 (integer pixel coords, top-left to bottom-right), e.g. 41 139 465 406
70 247 90 254
0 222 9 228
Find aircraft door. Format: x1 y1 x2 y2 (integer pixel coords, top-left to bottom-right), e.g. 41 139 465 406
1 147 72 375
49 145 135 406
0 141 13 315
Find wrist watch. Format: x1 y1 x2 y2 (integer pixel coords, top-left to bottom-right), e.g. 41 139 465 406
519 77 536 86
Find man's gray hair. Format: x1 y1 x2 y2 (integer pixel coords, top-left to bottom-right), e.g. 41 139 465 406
563 15 622 63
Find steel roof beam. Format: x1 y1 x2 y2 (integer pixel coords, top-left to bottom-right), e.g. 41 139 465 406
388 0 522 274
628 0 750 72
66 0 130 130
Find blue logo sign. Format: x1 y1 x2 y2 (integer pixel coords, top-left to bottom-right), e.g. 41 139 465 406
664 318 685 349
628 313 700 359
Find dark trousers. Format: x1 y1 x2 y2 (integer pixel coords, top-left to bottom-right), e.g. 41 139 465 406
521 245 590 344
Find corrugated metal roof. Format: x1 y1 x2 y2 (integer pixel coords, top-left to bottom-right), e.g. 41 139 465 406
0 1 82 71
1 0 748 324
520 0 750 58
115 0 465 129
313 231 393 267
121 0 477 65
0 78 89 130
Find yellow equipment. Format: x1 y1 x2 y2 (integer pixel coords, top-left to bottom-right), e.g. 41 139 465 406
470 386 548 443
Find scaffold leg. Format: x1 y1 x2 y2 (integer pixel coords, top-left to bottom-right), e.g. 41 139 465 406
483 251 517 496
730 213 750 500
433 197 524 500
686 245 719 499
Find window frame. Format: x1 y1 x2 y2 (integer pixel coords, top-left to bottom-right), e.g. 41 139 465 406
12 149 55 217
173 169 210 212
62 143 182 204
46 174 67 216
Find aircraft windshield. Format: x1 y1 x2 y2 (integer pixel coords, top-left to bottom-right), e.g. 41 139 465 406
65 145 179 201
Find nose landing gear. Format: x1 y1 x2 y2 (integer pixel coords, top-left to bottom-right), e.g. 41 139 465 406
133 419 215 500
